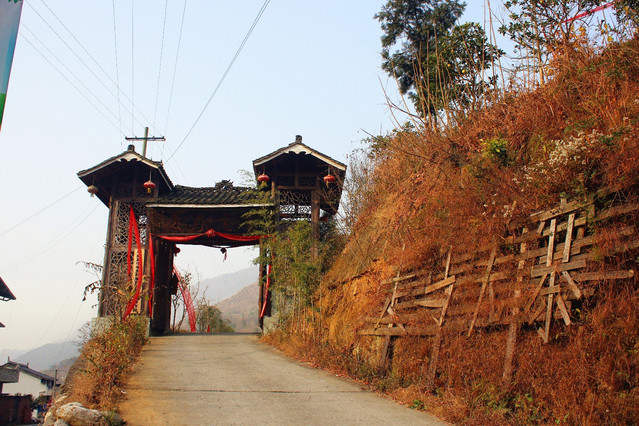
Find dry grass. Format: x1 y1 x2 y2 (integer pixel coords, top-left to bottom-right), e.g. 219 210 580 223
62 316 148 411
267 37 639 423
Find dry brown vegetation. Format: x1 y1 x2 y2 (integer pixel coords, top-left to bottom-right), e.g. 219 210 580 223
266 37 639 424
62 316 148 411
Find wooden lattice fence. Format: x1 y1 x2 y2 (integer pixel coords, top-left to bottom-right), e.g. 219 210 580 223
360 194 638 388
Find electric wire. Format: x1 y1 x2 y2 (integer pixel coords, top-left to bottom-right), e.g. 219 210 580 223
0 185 83 239
112 0 123 143
0 204 100 272
131 0 135 133
163 0 188 139
165 0 271 163
25 2 155 135
36 0 159 134
153 0 169 132
21 26 128 134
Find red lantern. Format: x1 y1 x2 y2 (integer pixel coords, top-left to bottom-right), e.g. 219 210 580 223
87 185 98 197
144 180 156 194
323 174 336 185
257 174 270 183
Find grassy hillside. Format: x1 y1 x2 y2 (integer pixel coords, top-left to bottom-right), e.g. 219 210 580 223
216 282 260 332
267 37 639 424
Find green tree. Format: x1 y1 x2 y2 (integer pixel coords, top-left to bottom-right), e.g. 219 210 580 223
376 0 502 120
196 303 234 333
499 0 602 83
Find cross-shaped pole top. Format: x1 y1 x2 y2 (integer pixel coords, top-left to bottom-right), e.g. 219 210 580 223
125 127 165 157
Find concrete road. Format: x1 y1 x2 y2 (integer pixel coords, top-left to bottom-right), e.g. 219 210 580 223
119 334 446 425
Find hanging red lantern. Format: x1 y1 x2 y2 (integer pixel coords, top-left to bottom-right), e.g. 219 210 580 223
323 174 336 185
257 173 270 183
144 179 156 194
87 185 98 197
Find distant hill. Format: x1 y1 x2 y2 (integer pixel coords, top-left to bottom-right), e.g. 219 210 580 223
13 340 79 372
199 266 259 304
216 282 261 333
42 357 77 384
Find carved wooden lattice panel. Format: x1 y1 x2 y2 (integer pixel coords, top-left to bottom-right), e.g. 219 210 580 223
279 189 312 220
112 201 148 246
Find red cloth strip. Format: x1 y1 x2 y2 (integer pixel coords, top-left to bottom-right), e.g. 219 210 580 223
562 1 615 24
259 263 272 318
123 206 144 320
155 229 266 243
148 234 155 316
174 266 197 332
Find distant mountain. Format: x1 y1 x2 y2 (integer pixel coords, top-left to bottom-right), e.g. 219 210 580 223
199 266 259 304
13 340 80 372
216 282 261 333
43 356 77 384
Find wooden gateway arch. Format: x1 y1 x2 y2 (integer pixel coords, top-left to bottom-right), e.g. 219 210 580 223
78 136 346 334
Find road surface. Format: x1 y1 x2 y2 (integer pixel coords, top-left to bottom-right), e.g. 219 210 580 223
119 334 446 425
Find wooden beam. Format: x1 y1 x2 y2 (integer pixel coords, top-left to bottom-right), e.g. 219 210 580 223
468 246 497 336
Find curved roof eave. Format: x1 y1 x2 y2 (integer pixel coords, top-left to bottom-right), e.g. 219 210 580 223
252 141 347 171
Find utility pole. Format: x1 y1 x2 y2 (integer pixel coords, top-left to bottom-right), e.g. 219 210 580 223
125 127 165 157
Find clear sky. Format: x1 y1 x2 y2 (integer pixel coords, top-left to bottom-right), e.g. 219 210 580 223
0 1 505 354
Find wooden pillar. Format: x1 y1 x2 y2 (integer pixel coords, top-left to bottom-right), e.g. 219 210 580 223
311 190 319 258
258 244 266 329
151 241 173 334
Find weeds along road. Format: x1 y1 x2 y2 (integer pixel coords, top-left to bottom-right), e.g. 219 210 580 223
119 334 446 425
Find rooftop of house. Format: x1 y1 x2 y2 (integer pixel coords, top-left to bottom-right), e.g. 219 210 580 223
0 276 16 302
1 360 55 384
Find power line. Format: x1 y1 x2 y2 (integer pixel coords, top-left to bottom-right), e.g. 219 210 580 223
163 0 188 139
165 0 271 163
21 26 129 134
0 185 82 239
0 204 99 272
131 0 135 133
25 1 156 135
153 0 169 131
112 0 123 142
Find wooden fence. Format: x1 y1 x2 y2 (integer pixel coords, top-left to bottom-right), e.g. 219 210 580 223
359 194 638 387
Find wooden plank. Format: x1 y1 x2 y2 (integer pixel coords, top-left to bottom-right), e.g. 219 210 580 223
596 202 639 221
381 272 418 286
531 259 587 278
571 269 635 281
529 198 593 223
561 271 582 299
539 285 561 296
468 246 498 336
525 274 548 313
359 325 438 336
444 248 452 278
546 219 557 267
425 330 442 391
423 275 456 296
543 272 557 343
415 298 447 308
542 216 586 237
387 309 407 335
439 249 454 326
502 229 527 390
395 275 455 299
556 294 571 325
529 302 546 324
537 220 547 235
374 297 392 329
563 213 575 263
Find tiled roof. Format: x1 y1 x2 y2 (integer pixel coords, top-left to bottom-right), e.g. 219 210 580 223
1 361 54 383
0 276 16 301
253 140 347 171
148 181 272 207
